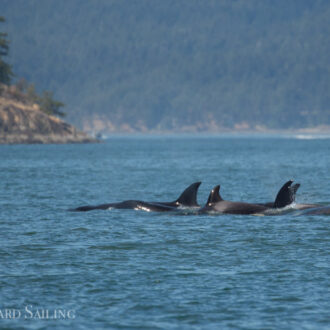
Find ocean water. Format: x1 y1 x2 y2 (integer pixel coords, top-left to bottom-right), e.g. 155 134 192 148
0 135 329 329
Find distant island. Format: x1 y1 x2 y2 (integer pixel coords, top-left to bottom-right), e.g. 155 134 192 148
0 84 97 144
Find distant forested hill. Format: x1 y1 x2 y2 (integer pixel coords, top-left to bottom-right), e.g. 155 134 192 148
1 0 330 132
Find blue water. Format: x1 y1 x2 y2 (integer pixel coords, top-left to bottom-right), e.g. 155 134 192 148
0 136 329 329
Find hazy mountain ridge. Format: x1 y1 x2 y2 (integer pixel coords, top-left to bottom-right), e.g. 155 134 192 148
1 0 330 132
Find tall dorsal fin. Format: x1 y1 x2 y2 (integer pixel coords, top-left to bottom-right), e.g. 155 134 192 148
206 185 223 205
274 180 300 208
176 182 202 206
291 183 300 202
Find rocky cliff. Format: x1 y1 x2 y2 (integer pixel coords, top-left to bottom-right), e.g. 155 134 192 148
0 85 97 144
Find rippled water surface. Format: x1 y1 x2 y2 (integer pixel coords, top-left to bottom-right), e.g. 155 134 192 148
0 136 329 329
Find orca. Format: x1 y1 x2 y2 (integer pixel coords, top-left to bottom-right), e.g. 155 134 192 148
71 201 177 212
278 182 321 211
199 180 299 215
258 180 300 208
70 181 201 212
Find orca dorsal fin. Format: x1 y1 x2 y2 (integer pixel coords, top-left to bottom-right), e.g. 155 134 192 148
175 181 202 206
206 185 223 205
291 183 300 202
274 180 300 208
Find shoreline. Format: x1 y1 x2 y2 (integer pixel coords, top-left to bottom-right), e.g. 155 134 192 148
86 126 330 139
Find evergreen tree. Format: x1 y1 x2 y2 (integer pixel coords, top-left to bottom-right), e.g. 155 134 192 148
39 91 66 118
0 16 13 85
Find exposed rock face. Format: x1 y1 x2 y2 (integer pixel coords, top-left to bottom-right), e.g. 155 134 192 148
0 85 97 144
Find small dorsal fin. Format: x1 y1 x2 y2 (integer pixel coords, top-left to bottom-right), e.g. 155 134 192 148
176 182 202 206
274 180 300 208
206 185 223 205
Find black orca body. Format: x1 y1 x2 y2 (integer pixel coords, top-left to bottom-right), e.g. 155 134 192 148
199 180 299 215
199 185 268 214
70 182 201 212
71 200 176 212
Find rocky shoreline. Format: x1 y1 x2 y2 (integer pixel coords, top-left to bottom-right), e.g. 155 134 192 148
0 86 98 144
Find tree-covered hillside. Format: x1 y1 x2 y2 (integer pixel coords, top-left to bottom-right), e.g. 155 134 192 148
1 0 330 132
